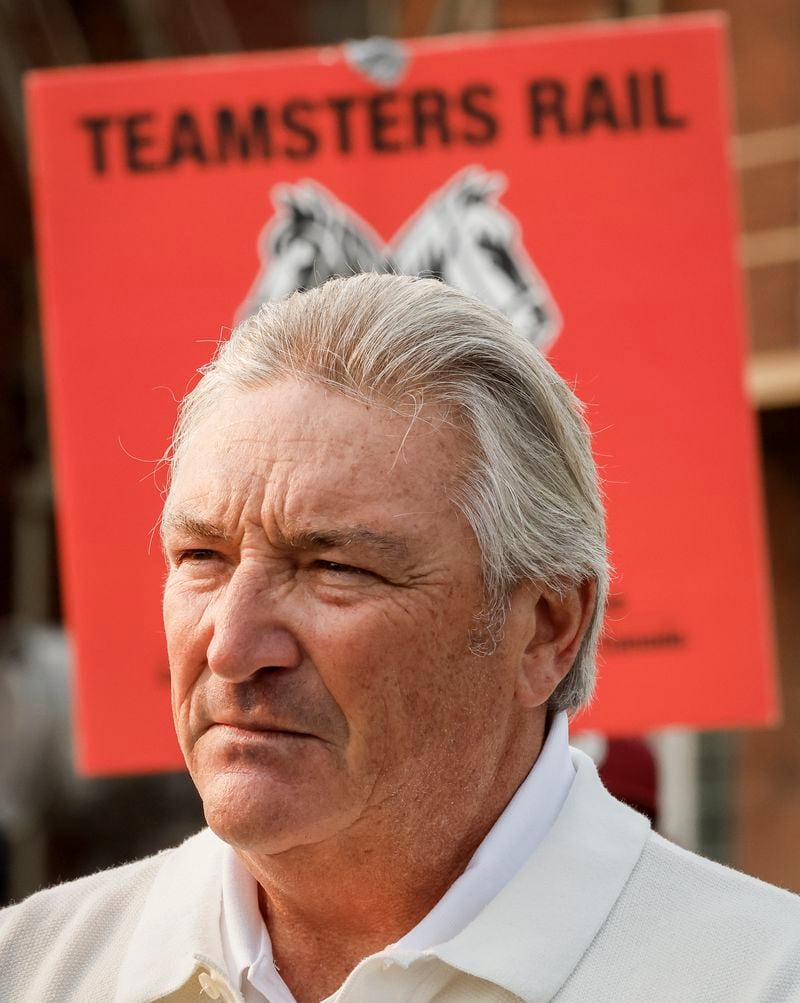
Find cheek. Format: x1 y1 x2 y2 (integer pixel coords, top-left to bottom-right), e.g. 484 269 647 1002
163 583 213 715
306 601 470 746
300 607 390 712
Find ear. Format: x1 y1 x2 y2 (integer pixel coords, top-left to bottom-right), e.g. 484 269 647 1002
513 578 597 709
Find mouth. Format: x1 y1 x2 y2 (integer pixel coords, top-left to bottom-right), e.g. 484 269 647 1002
209 722 317 742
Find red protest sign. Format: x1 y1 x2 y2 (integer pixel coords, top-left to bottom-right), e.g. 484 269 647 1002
26 14 776 775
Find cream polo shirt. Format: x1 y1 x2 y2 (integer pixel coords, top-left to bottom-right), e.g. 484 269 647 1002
220 711 574 1003
5 747 800 1001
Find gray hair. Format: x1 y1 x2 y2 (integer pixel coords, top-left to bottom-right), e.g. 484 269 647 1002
169 273 608 713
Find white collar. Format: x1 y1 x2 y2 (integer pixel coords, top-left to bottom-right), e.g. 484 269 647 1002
390 710 574 951
113 750 651 1003
220 839 295 1002
220 711 574 997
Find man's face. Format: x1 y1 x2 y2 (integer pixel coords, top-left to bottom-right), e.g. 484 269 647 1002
163 379 530 855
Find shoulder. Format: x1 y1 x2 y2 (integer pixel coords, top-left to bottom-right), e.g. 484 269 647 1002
1 838 177 933
0 828 216 1000
2 852 151 932
638 831 800 928
535 753 800 1000
590 831 800 998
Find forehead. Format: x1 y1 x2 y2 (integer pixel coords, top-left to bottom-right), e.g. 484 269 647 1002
166 380 471 534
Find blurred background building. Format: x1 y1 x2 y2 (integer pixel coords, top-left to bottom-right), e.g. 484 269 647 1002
0 0 798 903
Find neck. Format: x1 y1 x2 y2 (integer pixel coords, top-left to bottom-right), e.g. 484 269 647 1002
237 716 546 1003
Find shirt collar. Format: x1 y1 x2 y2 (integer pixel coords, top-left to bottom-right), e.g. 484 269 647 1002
220 845 267 992
390 710 574 952
221 840 296 1002
115 738 651 1003
429 748 651 1002
218 711 574 993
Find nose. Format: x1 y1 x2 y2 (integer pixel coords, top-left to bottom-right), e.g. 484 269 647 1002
205 567 303 683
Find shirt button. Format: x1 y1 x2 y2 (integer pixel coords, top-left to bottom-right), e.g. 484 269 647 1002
198 970 237 1001
198 972 222 999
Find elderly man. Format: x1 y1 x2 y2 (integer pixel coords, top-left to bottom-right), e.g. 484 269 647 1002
1 274 798 1002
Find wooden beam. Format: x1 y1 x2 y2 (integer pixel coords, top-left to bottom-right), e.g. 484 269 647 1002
748 348 800 410
734 124 800 170
741 227 800 269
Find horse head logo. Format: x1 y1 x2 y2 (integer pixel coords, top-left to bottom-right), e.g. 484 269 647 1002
237 181 387 321
237 167 562 352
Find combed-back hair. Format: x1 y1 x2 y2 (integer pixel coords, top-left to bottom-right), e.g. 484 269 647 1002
169 273 608 712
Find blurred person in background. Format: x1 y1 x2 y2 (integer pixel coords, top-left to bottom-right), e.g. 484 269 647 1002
0 274 798 1003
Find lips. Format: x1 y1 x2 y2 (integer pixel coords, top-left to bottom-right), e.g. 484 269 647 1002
209 719 315 740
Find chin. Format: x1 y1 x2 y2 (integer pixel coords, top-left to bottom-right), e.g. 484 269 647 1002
197 770 343 855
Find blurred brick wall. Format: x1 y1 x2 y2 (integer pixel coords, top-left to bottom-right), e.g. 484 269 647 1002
743 409 800 891
662 0 800 894
667 0 799 355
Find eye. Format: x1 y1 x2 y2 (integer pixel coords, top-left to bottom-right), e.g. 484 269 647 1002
175 549 218 565
314 560 372 577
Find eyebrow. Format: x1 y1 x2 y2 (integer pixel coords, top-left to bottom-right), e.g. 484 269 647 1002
161 512 411 562
161 512 231 543
285 527 411 562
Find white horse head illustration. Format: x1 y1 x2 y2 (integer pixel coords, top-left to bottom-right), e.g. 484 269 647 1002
237 167 561 351
392 168 561 350
237 181 387 324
